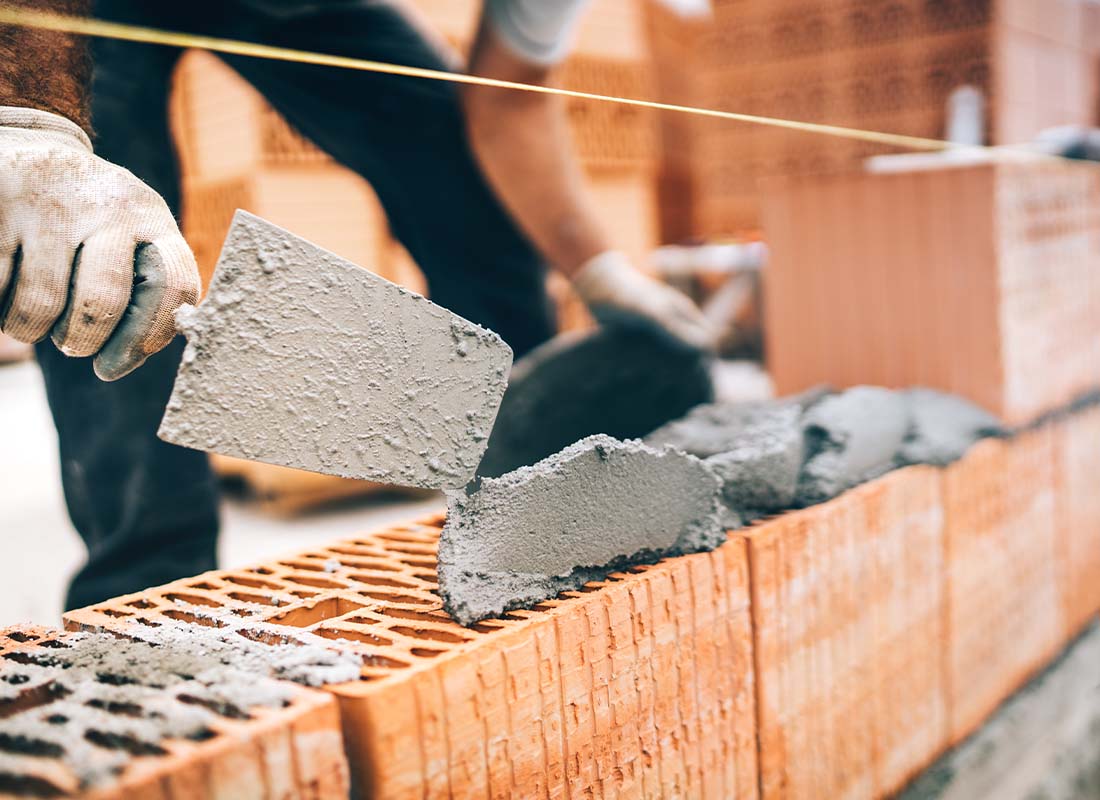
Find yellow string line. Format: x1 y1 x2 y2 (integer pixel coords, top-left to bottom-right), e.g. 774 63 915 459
0 5 973 154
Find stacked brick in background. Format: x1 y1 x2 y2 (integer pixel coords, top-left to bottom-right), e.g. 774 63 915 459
0 625 349 799
1053 402 1100 638
744 467 947 799
65 515 760 799
644 0 1100 238
761 159 1100 424
940 426 1064 744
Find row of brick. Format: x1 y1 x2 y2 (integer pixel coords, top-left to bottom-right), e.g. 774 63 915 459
42 402 1099 798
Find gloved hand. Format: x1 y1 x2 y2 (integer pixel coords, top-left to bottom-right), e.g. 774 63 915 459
0 107 200 380
572 250 716 350
1032 126 1100 161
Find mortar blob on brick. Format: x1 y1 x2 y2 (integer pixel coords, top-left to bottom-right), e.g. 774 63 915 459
0 627 350 792
438 434 725 625
159 210 513 491
898 387 1007 467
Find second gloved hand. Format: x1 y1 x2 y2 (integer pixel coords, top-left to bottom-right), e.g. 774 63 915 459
0 107 200 380
572 250 716 350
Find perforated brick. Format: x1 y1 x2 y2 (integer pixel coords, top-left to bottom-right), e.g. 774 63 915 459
941 426 1063 743
65 514 759 799
0 625 348 799
744 466 948 800
1053 404 1100 637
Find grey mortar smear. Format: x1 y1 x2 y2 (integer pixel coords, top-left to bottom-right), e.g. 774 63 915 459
0 628 358 790
897 387 1006 467
158 210 513 491
438 434 724 626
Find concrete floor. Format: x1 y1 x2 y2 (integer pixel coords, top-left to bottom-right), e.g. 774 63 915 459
0 359 444 628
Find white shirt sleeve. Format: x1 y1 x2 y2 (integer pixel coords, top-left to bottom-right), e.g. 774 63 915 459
484 0 593 66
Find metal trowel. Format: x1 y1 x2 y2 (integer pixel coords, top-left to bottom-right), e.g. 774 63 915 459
157 211 513 491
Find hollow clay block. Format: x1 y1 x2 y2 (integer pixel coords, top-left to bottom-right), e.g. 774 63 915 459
899 387 1006 467
439 435 724 625
159 211 512 490
795 386 910 506
704 403 804 517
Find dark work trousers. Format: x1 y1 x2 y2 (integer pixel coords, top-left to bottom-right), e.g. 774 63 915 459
35 0 556 610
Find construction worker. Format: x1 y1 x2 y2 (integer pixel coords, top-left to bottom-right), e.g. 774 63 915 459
0 0 713 608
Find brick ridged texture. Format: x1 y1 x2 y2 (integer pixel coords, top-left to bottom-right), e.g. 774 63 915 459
644 0 1100 237
744 466 947 799
941 427 1064 744
65 516 759 799
0 626 348 800
761 160 1100 424
1054 404 1100 636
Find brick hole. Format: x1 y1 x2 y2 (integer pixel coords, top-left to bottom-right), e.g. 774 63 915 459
97 608 131 618
94 673 138 687
237 629 302 647
85 729 167 757
35 641 66 650
162 610 226 628
177 694 251 720
576 584 603 593
222 575 281 590
388 626 467 644
125 599 156 610
86 698 143 717
360 591 433 606
469 622 504 634
3 653 57 668
345 574 417 590
410 648 445 658
362 654 409 669
625 565 650 574
187 728 217 742
5 632 38 643
45 715 66 725
0 732 65 758
0 772 66 798
326 547 393 561
529 602 558 612
187 582 218 591
312 628 393 647
502 611 531 620
165 593 223 608
369 608 445 624
282 574 345 590
382 544 437 556
411 571 437 582
278 560 325 573
288 590 318 599
399 558 436 570
231 610 252 618
227 591 283 607
267 597 365 628
2 674 29 685
252 567 276 575
334 558 401 573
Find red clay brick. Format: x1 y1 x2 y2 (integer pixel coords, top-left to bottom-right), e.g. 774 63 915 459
65 516 758 799
761 161 1100 424
1053 404 1100 636
941 427 1063 743
744 466 948 799
0 625 347 800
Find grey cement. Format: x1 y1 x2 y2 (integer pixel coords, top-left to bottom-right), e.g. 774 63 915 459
704 403 804 517
898 388 1006 467
900 621 1100 800
476 324 713 479
159 211 512 491
438 435 724 625
795 386 911 506
0 626 358 791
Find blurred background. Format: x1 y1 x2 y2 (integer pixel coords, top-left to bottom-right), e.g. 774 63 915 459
4 0 1099 624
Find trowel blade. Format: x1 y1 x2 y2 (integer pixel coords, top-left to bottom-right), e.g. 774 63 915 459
158 211 513 491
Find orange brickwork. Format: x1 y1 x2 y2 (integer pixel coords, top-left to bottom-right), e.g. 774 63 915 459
940 426 1064 744
0 625 348 800
761 160 1100 424
65 515 759 799
744 466 948 799
1053 404 1100 636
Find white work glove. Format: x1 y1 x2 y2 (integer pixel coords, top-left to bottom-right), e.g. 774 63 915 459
572 250 716 350
0 107 200 380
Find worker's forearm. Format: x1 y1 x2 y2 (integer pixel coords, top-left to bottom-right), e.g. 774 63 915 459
464 29 609 278
0 0 91 131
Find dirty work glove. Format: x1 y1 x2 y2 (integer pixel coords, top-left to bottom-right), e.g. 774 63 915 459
0 107 200 380
572 250 716 350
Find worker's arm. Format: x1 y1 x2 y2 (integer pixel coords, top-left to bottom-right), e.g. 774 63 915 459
462 1 714 350
0 0 200 380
